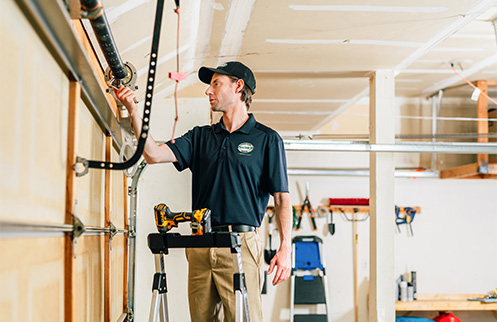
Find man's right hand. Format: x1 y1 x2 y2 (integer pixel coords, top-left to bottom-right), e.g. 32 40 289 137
114 85 138 117
113 85 178 164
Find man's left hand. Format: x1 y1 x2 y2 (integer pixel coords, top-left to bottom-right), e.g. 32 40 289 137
267 242 291 285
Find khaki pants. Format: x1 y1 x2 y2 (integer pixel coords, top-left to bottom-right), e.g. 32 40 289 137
185 230 263 322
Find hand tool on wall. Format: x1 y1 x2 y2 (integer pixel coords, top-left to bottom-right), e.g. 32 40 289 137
329 198 369 222
264 207 277 265
337 207 369 222
329 198 369 206
395 206 416 236
154 203 212 235
317 207 335 236
296 182 317 231
328 210 335 235
292 206 298 229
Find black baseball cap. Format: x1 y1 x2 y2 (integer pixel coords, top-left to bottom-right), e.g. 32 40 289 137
198 61 256 94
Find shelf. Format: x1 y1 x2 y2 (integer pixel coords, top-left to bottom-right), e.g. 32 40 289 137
396 294 497 311
440 162 497 179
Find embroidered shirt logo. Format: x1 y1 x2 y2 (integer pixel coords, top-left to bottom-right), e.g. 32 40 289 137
238 142 254 153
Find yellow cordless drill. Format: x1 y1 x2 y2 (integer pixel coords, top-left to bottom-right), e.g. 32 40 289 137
154 203 212 235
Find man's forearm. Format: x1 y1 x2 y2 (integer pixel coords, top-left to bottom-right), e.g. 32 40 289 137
274 192 292 248
127 102 178 165
268 191 292 285
115 86 176 164
128 108 163 163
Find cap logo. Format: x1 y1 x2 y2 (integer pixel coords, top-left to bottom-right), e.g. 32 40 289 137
238 142 254 153
219 63 227 68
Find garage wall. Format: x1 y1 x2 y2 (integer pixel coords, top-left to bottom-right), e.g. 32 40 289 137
0 2 68 320
0 2 128 321
262 168 497 322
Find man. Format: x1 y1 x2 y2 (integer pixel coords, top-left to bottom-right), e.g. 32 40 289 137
115 61 292 322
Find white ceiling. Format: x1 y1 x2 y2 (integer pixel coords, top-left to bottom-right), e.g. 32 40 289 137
88 0 497 135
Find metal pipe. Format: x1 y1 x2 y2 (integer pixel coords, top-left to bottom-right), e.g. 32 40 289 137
283 140 497 154
397 133 497 139
85 226 127 235
0 221 126 236
431 90 444 171
80 0 129 80
287 169 439 178
127 160 148 321
0 221 73 234
312 133 497 140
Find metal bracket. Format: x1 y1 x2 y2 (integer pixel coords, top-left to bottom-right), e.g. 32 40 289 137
109 221 118 240
75 156 89 177
108 220 118 251
478 161 489 174
72 214 86 258
126 308 134 322
73 215 86 239
128 228 136 238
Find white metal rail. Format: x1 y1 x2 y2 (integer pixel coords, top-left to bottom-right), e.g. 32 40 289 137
284 140 497 154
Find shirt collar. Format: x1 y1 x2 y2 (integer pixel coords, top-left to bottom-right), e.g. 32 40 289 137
214 114 256 134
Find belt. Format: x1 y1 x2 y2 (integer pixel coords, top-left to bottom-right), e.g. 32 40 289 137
211 224 256 232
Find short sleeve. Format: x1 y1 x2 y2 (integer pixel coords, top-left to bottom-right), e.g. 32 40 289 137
265 134 289 195
165 129 194 172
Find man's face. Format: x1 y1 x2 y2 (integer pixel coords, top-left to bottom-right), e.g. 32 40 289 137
205 73 239 112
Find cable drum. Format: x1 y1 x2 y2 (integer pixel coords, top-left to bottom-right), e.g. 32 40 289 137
105 62 138 91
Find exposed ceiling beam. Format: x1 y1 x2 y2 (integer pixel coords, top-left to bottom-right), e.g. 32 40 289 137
393 0 497 75
254 70 371 78
254 111 334 115
153 0 212 98
422 53 497 96
253 98 348 103
216 0 256 65
289 5 448 13
105 0 149 24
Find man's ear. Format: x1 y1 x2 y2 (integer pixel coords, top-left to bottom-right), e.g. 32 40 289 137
236 79 245 93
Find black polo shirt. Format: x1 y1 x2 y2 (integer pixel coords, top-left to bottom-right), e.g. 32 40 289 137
165 114 288 227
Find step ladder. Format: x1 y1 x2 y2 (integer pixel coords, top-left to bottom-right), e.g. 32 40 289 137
290 235 331 322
